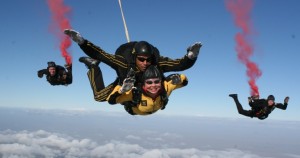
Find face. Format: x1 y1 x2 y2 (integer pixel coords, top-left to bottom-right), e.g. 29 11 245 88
48 67 56 76
136 55 152 72
268 100 274 106
143 78 161 94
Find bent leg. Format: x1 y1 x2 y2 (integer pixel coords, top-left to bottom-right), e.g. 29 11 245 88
87 66 116 102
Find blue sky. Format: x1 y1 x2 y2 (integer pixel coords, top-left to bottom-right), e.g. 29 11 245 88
0 0 299 121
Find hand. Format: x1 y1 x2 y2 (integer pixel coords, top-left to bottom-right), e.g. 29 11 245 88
251 94 259 100
64 29 84 44
187 42 202 59
284 96 289 104
64 64 72 69
170 74 181 85
119 77 135 93
37 71 43 78
248 97 252 103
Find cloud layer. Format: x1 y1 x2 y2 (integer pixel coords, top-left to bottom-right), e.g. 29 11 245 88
1 108 299 158
0 130 266 158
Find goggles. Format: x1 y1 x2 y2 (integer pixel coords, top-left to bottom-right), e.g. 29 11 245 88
145 79 161 85
137 57 152 62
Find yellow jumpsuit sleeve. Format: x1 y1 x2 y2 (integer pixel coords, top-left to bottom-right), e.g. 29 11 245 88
107 85 133 104
164 74 187 97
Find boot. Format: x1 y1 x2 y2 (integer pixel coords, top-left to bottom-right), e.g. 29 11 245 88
229 94 238 98
79 57 100 69
64 29 84 44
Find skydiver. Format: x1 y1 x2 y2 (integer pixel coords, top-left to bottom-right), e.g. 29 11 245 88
37 61 72 86
229 94 289 120
107 65 188 115
64 29 201 105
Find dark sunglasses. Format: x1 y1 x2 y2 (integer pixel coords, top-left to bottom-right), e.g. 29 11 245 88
145 79 161 85
137 57 152 62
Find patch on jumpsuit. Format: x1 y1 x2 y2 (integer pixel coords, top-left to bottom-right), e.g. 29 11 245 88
141 100 147 106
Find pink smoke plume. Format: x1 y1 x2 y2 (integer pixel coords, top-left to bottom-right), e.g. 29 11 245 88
47 0 72 65
226 0 262 96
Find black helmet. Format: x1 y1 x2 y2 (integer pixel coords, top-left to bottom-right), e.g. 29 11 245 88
267 95 275 101
47 61 56 68
133 41 153 56
142 65 162 82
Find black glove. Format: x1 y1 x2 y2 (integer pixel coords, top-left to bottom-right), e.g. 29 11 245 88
251 95 259 100
187 42 202 59
64 64 71 68
248 97 252 103
64 64 72 71
284 97 289 104
170 74 181 85
64 29 84 44
37 70 44 78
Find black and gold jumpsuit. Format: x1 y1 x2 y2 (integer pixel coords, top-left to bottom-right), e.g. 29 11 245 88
79 40 197 102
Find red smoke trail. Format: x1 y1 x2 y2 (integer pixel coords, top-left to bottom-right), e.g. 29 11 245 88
225 0 262 96
47 0 72 65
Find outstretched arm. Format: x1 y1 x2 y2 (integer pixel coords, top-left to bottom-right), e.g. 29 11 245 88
158 42 202 72
164 74 188 96
275 97 289 110
158 56 196 72
37 69 48 78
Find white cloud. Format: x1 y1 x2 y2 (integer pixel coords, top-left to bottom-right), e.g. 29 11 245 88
1 108 300 158
126 135 141 140
285 154 300 158
0 130 271 158
161 132 181 139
